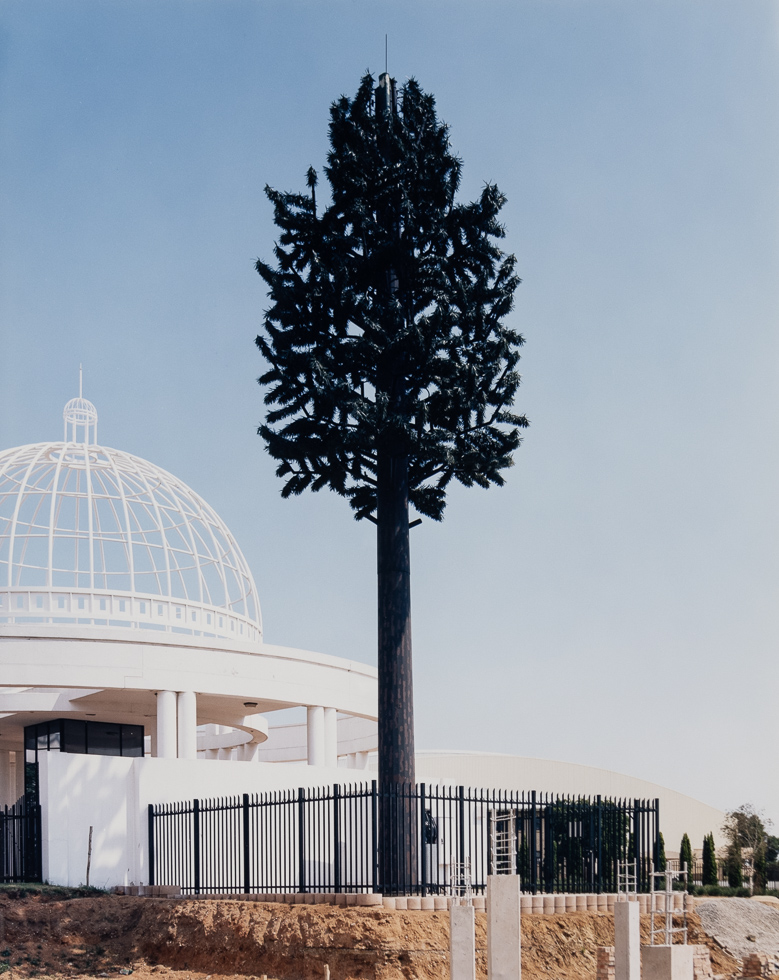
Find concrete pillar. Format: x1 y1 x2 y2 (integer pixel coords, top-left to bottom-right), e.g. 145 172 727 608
324 707 337 768
641 945 693 980
156 690 177 759
0 751 12 807
615 900 640 980
451 902 476 980
176 691 197 760
356 750 370 769
487 875 521 980
307 706 325 767
242 740 259 762
217 747 231 760
205 748 219 760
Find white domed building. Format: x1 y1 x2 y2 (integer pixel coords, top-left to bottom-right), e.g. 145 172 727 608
0 387 725 887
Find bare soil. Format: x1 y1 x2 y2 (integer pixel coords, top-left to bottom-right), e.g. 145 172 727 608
0 893 741 980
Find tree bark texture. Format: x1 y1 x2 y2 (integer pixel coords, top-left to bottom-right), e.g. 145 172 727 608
377 448 417 892
376 449 415 787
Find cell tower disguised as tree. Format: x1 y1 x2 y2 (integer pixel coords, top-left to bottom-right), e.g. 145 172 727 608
255 72 527 883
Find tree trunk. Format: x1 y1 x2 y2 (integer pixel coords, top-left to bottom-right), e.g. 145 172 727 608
376 448 416 892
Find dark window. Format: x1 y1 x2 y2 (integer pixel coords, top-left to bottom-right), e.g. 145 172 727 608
87 722 122 757
120 726 144 757
62 720 87 755
24 719 144 759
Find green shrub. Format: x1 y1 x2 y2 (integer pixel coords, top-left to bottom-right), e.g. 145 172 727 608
702 833 718 887
680 834 694 890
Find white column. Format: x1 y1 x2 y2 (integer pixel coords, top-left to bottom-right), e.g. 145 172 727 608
176 691 197 760
615 899 640 980
242 740 259 762
324 707 337 768
156 690 177 759
451 902 477 980
0 751 12 807
307 706 325 767
356 750 370 770
487 874 521 980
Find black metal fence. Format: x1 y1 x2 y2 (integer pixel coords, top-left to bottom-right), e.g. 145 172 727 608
0 798 42 883
149 783 659 896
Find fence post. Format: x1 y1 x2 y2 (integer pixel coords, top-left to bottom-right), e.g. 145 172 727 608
458 786 466 879
633 799 641 891
193 799 201 895
371 780 378 893
298 787 306 894
148 804 155 887
531 790 538 895
420 783 427 897
242 794 250 894
652 799 660 878
596 795 602 894
333 784 341 894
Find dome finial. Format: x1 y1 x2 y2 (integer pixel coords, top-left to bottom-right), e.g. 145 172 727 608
63 368 98 444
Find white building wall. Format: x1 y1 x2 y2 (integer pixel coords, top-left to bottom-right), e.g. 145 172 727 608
39 751 356 889
416 751 726 852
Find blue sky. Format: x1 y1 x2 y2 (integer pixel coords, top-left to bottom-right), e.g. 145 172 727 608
1 0 778 834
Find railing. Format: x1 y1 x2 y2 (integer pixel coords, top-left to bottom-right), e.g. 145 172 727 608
149 783 659 896
0 798 42 883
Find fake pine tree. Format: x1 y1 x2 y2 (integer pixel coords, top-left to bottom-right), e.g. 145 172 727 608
255 73 527 885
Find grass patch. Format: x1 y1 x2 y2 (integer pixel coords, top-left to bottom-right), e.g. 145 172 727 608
0 884 108 900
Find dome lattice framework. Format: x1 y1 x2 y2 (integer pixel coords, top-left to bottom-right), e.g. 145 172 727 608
0 395 261 642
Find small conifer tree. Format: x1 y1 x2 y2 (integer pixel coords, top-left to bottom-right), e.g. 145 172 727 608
680 833 694 890
702 832 718 887
726 842 743 888
657 832 666 873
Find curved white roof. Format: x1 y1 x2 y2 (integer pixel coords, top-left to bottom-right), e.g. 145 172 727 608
0 396 261 643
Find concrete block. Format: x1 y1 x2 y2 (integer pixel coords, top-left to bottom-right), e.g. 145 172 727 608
565 895 577 912
451 901 477 980
394 897 408 910
587 895 598 911
407 897 422 910
520 896 532 913
554 895 566 913
434 897 448 911
575 895 587 911
473 896 486 911
487 875 521 980
606 895 616 911
355 894 383 906
614 900 640 980
543 895 555 914
641 945 694 980
382 897 396 910
531 896 543 914
420 897 435 910
335 894 348 906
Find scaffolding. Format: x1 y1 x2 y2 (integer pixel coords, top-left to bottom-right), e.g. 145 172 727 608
649 863 688 946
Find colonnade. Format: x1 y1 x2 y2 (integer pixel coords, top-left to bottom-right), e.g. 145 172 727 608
306 705 338 768
155 690 198 760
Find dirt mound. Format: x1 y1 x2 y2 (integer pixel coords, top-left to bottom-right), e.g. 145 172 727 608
0 894 741 980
